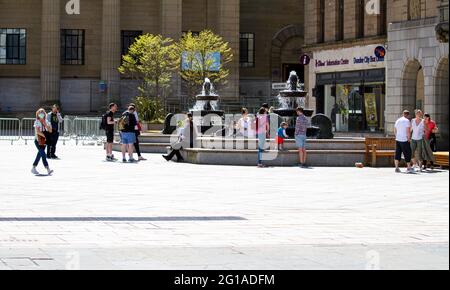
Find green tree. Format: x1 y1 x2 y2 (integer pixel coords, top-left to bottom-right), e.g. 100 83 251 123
176 30 233 99
118 34 178 100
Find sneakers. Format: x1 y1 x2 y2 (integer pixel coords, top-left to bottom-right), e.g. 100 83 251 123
128 158 138 163
45 167 54 176
31 167 39 175
122 158 127 163
138 156 147 161
407 168 415 174
162 155 171 162
395 168 402 173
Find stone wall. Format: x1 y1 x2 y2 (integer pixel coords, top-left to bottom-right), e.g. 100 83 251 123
386 17 449 149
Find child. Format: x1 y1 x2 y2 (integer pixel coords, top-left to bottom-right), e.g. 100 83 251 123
276 122 289 151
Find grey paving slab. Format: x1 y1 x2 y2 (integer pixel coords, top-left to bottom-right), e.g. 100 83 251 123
0 143 448 269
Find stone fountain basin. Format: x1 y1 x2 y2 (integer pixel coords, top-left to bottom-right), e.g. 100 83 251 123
273 109 314 117
279 91 307 98
195 95 220 101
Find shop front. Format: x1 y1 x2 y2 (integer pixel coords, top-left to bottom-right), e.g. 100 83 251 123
310 44 387 133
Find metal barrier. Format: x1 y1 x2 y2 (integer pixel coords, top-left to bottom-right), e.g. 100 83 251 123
0 118 21 144
0 116 114 145
20 118 38 145
73 117 105 145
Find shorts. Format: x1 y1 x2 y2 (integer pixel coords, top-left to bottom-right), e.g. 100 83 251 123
106 130 114 143
411 139 423 161
295 135 307 149
121 132 136 145
276 136 285 145
395 141 412 163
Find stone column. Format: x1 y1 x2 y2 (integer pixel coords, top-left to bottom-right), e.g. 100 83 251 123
101 0 121 94
217 0 240 102
160 0 182 103
41 0 60 104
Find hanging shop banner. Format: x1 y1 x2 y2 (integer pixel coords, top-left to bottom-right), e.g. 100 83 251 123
364 93 378 127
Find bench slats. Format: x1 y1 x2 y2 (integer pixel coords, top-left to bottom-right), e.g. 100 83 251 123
365 137 396 167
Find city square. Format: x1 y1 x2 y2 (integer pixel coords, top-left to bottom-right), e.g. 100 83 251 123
0 143 448 270
0 0 449 273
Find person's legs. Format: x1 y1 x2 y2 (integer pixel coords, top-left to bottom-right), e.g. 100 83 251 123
174 150 184 161
121 144 126 160
410 140 417 167
128 144 134 160
395 141 402 172
33 141 42 167
257 134 265 166
403 142 413 171
51 131 59 157
134 131 142 157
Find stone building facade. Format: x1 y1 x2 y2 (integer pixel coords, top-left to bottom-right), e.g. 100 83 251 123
0 0 306 114
386 0 449 150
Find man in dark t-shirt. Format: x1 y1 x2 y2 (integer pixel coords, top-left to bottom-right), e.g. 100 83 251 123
105 103 118 161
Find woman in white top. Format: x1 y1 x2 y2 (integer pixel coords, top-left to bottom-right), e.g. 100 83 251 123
31 108 54 176
410 110 426 171
235 108 255 138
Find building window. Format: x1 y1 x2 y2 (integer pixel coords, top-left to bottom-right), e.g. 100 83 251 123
61 29 85 65
240 33 255 68
318 0 325 43
121 30 142 56
336 0 344 41
356 0 365 38
408 0 422 20
0 28 26 65
378 0 387 35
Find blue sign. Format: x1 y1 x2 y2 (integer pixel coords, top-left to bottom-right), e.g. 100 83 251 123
300 54 311 65
182 51 221 72
374 46 386 59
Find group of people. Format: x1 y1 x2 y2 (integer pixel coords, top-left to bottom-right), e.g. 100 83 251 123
103 103 147 163
394 109 439 173
32 103 440 174
31 105 63 175
223 104 311 168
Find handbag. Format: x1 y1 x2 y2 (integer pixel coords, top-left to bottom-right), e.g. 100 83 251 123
37 134 46 146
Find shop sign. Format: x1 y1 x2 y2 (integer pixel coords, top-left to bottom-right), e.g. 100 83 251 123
313 44 386 72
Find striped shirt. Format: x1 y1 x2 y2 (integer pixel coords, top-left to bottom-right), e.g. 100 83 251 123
295 114 309 136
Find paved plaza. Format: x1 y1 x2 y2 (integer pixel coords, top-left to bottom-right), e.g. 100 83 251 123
0 142 448 270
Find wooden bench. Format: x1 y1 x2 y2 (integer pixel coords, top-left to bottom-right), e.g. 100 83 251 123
434 152 449 168
365 137 396 167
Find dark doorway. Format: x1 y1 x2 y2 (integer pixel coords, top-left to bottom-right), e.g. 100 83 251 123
283 63 305 83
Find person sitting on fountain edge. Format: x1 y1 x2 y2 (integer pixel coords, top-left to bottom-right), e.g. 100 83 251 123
276 122 289 151
163 113 197 162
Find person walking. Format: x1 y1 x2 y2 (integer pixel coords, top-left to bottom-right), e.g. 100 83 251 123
118 105 138 163
102 103 118 162
129 103 147 161
410 110 426 171
423 113 439 170
256 107 269 168
31 108 54 176
295 107 309 168
394 110 413 173
46 105 63 159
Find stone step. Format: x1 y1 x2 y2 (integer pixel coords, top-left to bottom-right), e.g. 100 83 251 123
181 148 388 167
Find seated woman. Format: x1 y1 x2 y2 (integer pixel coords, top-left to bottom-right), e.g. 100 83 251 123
163 113 196 162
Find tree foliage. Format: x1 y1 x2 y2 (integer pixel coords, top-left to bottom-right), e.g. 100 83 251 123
118 34 178 99
176 30 233 97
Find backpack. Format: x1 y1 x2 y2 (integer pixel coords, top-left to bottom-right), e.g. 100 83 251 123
118 112 130 131
100 112 109 130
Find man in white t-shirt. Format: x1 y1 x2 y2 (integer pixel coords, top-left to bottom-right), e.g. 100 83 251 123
394 110 413 173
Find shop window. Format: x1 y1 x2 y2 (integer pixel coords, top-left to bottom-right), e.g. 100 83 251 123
0 28 26 65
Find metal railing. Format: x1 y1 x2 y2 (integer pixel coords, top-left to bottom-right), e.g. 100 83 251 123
0 118 20 144
0 116 109 145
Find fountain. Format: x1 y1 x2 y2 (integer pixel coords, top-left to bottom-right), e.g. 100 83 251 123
274 71 319 138
191 78 225 135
